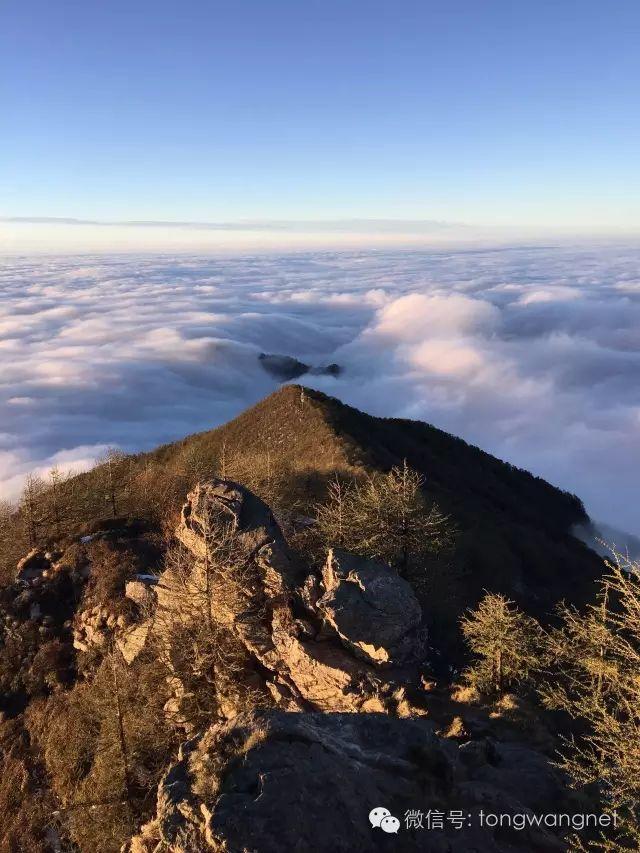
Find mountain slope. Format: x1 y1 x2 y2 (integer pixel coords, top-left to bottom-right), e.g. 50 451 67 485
0 384 603 639
145 384 603 621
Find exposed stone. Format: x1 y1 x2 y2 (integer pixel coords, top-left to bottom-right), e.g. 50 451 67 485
73 604 129 655
176 480 241 560
117 621 151 665
176 480 298 588
318 548 423 665
159 480 428 718
112 477 578 853
16 549 50 582
125 580 156 609
126 710 569 853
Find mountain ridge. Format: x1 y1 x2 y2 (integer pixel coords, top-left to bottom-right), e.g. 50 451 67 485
141 385 602 622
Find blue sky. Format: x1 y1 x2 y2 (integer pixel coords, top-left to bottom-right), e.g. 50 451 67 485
2 0 639 244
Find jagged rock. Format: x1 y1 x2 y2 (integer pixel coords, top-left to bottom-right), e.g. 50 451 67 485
161 480 428 718
264 676 307 711
118 475 571 851
73 604 129 654
246 603 390 712
125 579 157 609
117 621 151 665
176 480 240 560
277 602 406 711
158 480 291 648
318 549 423 665
126 710 569 853
16 548 50 582
176 480 297 583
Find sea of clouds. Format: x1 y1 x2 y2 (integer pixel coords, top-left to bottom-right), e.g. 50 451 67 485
1 245 639 535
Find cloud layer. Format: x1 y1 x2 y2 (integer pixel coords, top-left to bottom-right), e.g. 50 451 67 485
1 246 639 534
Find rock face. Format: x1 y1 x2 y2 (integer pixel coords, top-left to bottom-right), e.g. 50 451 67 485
117 621 151 665
127 710 568 853
319 549 423 665
175 480 297 585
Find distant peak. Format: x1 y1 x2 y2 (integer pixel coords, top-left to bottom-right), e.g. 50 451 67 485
258 352 342 382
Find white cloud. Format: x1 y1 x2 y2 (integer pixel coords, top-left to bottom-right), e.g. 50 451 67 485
517 286 583 304
0 246 639 535
371 293 500 341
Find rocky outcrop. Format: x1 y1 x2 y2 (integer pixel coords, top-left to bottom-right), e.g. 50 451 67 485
156 479 429 720
16 549 50 582
126 710 569 853
124 578 157 609
16 547 71 583
175 480 296 581
72 576 156 659
72 604 126 653
110 479 580 853
318 549 423 665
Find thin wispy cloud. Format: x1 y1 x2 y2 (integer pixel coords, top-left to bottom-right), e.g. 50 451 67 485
0 218 486 255
1 246 639 534
0 216 467 233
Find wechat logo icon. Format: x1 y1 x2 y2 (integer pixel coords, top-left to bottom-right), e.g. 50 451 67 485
369 807 401 834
